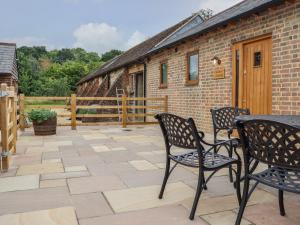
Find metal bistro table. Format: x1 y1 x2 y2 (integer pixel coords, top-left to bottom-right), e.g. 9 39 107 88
235 115 300 128
233 115 300 183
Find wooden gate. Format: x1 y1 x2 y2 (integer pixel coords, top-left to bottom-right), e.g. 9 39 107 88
0 84 18 171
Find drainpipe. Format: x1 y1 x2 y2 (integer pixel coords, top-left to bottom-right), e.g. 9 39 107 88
143 62 147 122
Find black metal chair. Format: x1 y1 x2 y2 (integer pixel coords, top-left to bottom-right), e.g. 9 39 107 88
235 119 300 225
155 113 241 220
211 107 250 182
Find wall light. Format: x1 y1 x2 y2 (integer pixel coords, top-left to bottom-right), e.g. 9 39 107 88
211 56 221 65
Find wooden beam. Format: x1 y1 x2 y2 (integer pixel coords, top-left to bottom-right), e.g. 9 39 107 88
19 94 25 131
25 96 70 101
122 95 127 128
71 94 77 130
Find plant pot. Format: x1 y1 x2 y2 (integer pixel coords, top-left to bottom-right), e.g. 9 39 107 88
33 117 57 136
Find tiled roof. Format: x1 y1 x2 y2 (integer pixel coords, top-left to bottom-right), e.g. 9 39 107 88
78 0 285 86
0 42 18 80
148 0 285 53
77 15 194 85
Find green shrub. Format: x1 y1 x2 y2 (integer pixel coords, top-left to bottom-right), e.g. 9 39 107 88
28 109 57 123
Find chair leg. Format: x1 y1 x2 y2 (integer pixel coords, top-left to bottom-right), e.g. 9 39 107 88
235 162 242 205
189 172 204 220
228 145 234 183
279 190 286 216
158 158 170 199
202 174 207 190
235 176 250 225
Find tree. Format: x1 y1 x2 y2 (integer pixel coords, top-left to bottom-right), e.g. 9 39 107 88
42 77 71 96
17 46 47 59
17 46 103 96
50 48 75 64
101 49 123 62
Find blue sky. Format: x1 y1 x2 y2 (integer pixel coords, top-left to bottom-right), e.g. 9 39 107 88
0 0 242 54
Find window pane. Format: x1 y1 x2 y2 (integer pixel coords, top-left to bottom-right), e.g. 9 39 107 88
161 63 167 85
189 54 198 80
254 51 262 67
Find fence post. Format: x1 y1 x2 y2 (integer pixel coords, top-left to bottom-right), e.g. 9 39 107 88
9 87 17 154
122 95 127 128
19 94 25 131
0 84 9 171
71 94 77 130
164 95 168 113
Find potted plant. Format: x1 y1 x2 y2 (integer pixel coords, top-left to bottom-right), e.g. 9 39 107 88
28 109 57 135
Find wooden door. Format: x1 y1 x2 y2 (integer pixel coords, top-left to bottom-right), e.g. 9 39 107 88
233 36 272 115
135 73 144 120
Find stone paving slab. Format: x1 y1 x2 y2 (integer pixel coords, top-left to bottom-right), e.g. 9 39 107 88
91 145 110 152
65 165 87 172
17 162 64 176
71 193 113 219
40 171 90 180
68 175 126 194
79 205 209 225
83 134 108 140
243 200 300 225
0 175 39 193
103 182 195 213
0 187 72 215
42 158 61 163
40 179 67 188
201 210 252 225
0 207 78 225
26 146 59 155
129 160 158 171
44 141 73 147
181 189 276 216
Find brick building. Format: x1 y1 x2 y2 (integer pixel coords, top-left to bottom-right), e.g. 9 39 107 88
77 0 299 131
0 43 18 88
146 0 300 132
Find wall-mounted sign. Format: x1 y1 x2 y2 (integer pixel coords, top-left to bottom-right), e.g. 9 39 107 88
214 67 225 79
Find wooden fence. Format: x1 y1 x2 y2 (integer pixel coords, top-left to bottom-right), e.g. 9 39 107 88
20 95 168 130
0 84 18 171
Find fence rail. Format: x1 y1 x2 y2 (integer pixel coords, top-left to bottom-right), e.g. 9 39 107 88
0 84 18 171
20 94 168 130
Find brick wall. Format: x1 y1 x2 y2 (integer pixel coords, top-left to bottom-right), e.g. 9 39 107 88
146 2 300 133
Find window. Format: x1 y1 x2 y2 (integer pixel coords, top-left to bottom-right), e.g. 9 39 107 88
186 51 199 85
160 61 168 88
254 51 262 67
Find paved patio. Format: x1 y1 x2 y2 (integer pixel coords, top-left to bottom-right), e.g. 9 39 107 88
0 125 299 225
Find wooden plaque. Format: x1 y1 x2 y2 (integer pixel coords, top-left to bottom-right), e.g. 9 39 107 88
214 68 225 79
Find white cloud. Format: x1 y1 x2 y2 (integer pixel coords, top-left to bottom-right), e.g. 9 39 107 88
73 22 147 54
126 31 147 49
199 0 243 14
2 36 56 50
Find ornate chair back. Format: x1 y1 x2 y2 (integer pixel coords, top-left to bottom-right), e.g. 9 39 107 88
211 107 250 139
155 113 205 157
236 119 300 170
